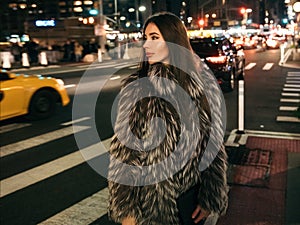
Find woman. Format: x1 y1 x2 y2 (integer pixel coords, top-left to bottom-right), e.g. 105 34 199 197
108 12 228 225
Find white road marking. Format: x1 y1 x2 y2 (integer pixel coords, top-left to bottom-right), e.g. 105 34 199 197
287 73 300 77
286 77 300 80
245 63 256 70
280 98 300 103
279 106 298 111
0 138 110 197
61 117 91 126
38 188 109 225
262 63 273 70
286 80 300 84
276 116 300 123
284 84 300 88
282 92 300 97
0 123 31 134
283 88 300 92
0 125 89 157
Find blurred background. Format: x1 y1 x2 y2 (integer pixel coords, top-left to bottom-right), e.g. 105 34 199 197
0 0 299 46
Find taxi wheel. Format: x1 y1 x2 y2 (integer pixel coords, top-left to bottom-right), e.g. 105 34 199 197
28 90 56 120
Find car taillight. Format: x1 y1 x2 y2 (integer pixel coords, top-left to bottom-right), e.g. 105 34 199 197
206 56 227 64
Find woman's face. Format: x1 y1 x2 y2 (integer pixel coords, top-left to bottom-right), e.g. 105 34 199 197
143 23 170 65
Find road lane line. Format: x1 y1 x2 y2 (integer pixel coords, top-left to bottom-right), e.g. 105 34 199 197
262 63 273 70
245 63 256 70
276 116 300 123
0 138 111 197
0 125 89 158
38 188 109 225
0 123 31 134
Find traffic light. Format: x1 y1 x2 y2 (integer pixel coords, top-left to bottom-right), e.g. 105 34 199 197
240 7 246 14
198 19 204 27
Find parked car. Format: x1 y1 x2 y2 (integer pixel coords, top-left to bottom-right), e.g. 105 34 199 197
0 71 70 121
190 36 245 91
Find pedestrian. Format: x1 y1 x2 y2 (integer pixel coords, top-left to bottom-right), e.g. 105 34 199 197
108 12 228 225
74 42 83 62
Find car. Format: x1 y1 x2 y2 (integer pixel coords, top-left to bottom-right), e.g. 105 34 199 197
190 36 245 92
0 71 70 121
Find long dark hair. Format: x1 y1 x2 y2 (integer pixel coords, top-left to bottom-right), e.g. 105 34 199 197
138 12 197 86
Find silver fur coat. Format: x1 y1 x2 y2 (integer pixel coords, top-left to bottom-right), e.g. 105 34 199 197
108 62 228 225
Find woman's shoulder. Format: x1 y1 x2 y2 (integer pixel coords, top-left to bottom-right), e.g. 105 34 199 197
121 72 140 87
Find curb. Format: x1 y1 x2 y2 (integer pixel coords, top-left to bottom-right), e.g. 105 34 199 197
225 129 300 147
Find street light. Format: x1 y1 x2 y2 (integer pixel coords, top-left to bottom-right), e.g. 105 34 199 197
128 5 146 29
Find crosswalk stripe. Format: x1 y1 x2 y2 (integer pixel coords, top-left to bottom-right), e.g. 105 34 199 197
39 188 109 225
276 116 300 123
0 138 110 197
262 63 273 70
287 73 300 77
245 63 256 70
286 80 300 84
283 88 300 92
0 123 31 134
282 92 300 97
61 117 91 126
0 125 89 158
286 77 300 80
279 106 298 111
284 84 300 88
280 98 300 103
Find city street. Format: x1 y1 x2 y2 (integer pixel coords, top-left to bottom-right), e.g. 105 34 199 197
0 48 300 225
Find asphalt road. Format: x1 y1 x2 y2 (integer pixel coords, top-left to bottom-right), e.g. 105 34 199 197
0 49 299 225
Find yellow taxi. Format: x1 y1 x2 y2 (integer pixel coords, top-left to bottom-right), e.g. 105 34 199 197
0 70 70 121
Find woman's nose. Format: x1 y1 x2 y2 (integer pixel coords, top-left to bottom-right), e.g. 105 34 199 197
143 39 149 49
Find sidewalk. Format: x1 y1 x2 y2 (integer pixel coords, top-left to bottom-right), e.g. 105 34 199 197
1 46 142 71
219 131 300 225
281 48 300 69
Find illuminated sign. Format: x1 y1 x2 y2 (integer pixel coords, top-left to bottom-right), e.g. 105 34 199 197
35 20 56 27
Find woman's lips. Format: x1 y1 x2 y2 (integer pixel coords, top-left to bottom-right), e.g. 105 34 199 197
146 53 154 57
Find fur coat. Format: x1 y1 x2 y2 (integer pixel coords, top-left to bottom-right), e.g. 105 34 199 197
108 62 228 225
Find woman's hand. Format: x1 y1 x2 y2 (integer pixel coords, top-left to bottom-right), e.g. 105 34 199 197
122 217 136 225
192 205 210 224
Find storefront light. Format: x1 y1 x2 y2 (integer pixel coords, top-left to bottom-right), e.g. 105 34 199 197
84 0 93 5
74 7 83 12
74 1 82 6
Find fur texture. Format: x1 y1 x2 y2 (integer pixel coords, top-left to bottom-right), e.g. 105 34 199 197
108 63 228 225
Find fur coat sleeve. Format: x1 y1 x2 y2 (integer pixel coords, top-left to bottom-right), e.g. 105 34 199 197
108 63 228 225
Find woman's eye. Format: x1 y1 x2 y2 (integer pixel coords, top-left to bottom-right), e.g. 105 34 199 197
151 36 159 40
